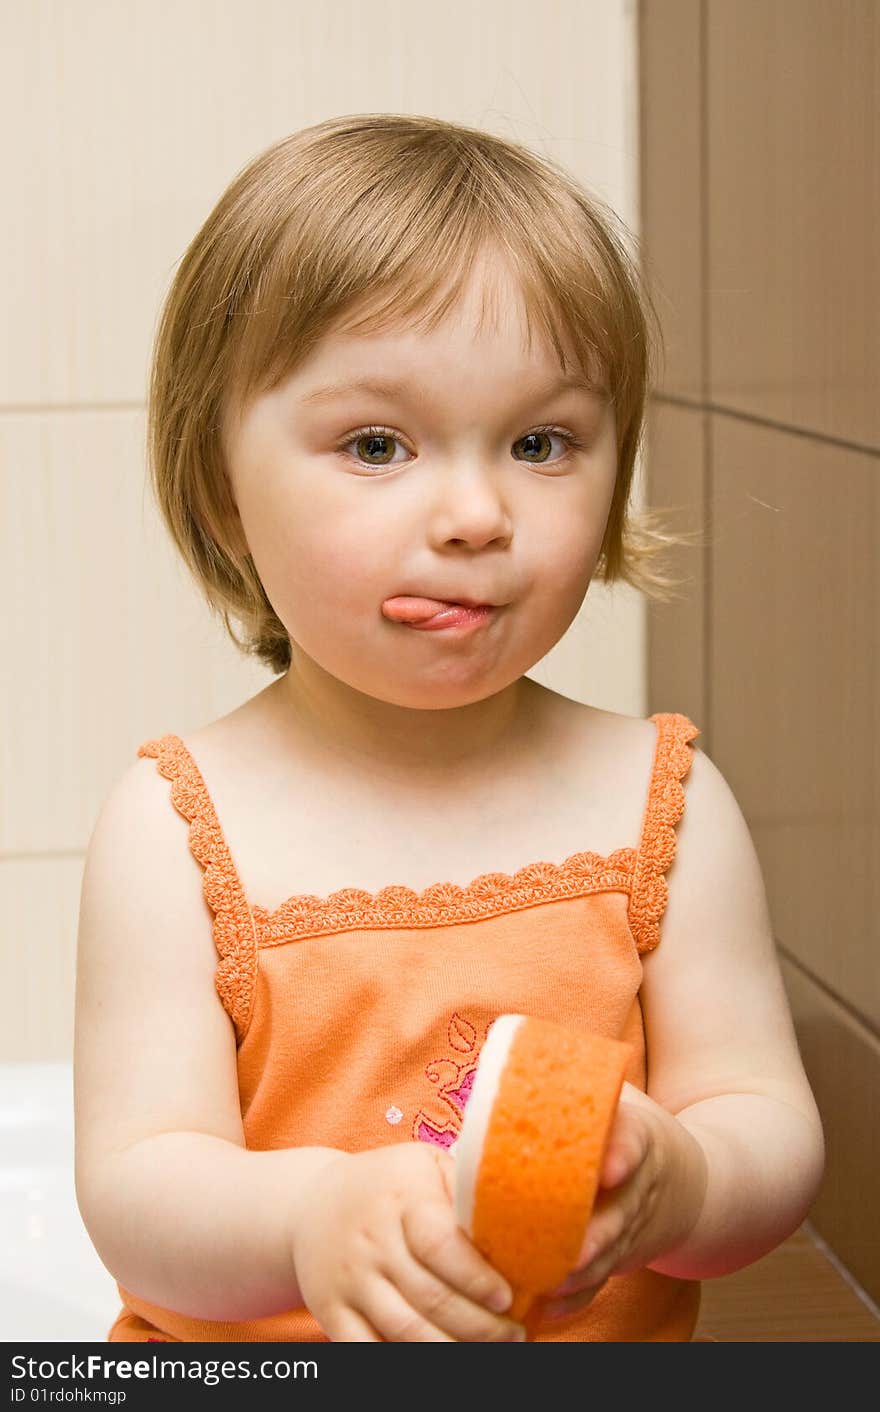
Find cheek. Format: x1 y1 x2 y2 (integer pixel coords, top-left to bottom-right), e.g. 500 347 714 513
528 483 611 578
242 475 382 608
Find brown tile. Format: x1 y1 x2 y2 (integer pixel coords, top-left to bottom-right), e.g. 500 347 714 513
644 400 708 731
777 958 880 1309
707 0 879 447
709 415 878 1028
639 0 880 1333
639 0 704 399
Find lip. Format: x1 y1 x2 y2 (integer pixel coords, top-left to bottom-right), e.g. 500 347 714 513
397 596 499 609
442 597 496 609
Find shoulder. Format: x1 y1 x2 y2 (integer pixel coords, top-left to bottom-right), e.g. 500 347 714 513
81 744 253 1046
639 730 764 965
78 748 235 1062
85 748 207 909
651 729 751 886
529 681 658 758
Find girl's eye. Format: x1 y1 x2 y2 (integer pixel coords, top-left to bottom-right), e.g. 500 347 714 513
336 426 411 468
515 427 585 464
334 424 585 470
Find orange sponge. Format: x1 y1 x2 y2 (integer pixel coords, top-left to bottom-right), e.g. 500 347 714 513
452 1014 632 1336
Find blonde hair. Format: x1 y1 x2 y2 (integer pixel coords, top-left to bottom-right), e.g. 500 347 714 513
147 113 701 676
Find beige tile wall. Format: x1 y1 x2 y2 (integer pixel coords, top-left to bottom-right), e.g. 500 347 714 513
2 1 644 1061
640 0 879 1299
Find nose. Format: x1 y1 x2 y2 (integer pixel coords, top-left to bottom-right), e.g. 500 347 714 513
426 459 513 550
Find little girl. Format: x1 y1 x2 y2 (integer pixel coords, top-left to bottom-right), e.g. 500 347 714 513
73 113 825 1344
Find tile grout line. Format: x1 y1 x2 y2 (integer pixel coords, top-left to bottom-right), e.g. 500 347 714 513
803 1220 880 1321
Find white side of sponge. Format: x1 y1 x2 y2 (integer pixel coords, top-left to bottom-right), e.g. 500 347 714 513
452 1013 527 1235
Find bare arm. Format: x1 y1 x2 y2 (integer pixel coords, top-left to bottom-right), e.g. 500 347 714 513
648 1092 824 1279
81 1134 345 1321
635 736 826 1279
74 756 347 1324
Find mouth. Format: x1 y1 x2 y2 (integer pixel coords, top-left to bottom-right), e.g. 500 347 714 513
380 594 501 632
401 603 496 633
382 593 498 616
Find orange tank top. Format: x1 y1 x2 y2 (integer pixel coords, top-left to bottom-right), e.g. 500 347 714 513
108 710 701 1343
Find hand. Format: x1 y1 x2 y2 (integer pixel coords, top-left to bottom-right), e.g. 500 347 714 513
540 1082 708 1320
290 1141 527 1342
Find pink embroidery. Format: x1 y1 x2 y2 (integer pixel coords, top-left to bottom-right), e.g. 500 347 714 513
445 1066 476 1111
412 1011 491 1149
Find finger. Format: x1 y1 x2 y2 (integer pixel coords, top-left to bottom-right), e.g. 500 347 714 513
357 1267 524 1343
355 1272 459 1342
601 1119 649 1187
547 1226 612 1299
389 1258 525 1342
573 1191 652 1294
541 1281 601 1321
601 1142 631 1188
547 1220 630 1307
567 1184 635 1286
323 1306 385 1342
549 1245 599 1299
402 1197 515 1314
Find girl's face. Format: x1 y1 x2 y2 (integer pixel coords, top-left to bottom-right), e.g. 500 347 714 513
222 253 618 716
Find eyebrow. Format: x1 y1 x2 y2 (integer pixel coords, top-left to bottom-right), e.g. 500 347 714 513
299 372 606 407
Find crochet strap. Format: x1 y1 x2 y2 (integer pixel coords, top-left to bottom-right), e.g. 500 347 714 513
626 712 701 954
135 735 257 1045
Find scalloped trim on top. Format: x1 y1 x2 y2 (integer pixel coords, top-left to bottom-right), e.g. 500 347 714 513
626 712 701 953
252 847 639 944
135 711 699 1028
136 735 257 1046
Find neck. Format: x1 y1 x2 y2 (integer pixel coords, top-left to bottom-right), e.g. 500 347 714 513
267 648 540 791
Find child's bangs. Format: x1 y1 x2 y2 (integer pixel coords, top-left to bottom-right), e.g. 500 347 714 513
225 170 624 419
330 243 615 398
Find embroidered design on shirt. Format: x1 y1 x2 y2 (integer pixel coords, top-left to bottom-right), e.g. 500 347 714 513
412 1011 491 1150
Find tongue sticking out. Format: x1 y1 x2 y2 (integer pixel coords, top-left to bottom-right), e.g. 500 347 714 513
381 596 461 624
